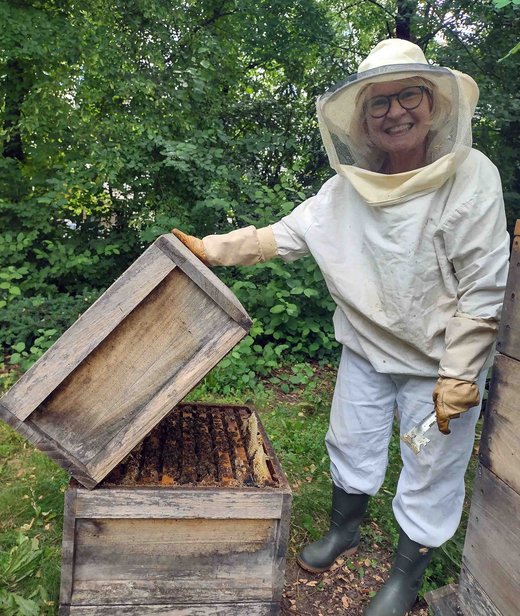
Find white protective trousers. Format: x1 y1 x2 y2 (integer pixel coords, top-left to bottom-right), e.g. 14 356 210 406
325 346 486 548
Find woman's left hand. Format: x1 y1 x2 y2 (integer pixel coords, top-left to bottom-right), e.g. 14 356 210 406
171 229 209 265
433 377 480 435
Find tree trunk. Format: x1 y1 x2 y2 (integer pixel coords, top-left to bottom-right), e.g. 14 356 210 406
396 0 418 42
3 60 29 162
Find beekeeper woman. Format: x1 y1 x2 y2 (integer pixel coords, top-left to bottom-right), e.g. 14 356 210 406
172 39 510 615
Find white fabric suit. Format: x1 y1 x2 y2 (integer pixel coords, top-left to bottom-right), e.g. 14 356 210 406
270 149 509 546
199 40 511 549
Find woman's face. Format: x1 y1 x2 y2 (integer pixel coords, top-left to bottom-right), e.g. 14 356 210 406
364 80 432 157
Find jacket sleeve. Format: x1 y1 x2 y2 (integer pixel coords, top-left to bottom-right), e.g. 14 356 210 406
271 196 317 262
438 162 510 382
202 226 277 266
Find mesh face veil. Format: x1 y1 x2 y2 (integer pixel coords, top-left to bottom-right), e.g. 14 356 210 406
316 41 478 177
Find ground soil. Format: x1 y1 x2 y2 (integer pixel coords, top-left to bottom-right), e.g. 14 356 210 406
281 541 429 616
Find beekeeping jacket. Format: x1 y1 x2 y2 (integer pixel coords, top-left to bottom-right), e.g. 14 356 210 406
203 40 510 382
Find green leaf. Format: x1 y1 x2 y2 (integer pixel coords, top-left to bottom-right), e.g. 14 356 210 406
12 593 40 616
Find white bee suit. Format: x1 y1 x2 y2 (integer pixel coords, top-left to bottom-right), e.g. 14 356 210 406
201 39 510 546
325 346 487 547
269 149 508 546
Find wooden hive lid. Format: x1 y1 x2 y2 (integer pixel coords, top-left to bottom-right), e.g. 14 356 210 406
0 234 252 488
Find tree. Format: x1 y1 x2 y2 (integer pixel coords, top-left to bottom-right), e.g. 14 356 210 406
1 0 519 366
0 0 338 359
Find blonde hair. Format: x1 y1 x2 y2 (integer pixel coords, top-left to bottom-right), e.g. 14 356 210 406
347 77 452 171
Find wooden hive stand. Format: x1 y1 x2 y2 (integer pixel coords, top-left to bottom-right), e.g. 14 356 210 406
426 220 520 615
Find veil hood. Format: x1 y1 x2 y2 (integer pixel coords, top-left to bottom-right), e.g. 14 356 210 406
316 39 479 205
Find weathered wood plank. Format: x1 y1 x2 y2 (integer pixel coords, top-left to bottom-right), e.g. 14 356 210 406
73 530 276 586
424 584 461 616
59 488 78 606
255 411 291 492
74 517 274 546
458 566 502 616
1 244 175 420
272 493 292 602
64 602 277 615
24 269 247 486
496 222 520 362
85 324 247 484
73 547 275 587
71 580 275 605
0 404 95 487
461 464 520 616
73 488 284 519
156 234 252 331
32 270 229 461
479 353 520 494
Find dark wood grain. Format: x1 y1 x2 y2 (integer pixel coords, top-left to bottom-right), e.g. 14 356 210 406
65 603 277 615
459 566 502 616
59 487 78 606
479 353 520 494
424 584 461 616
461 465 520 616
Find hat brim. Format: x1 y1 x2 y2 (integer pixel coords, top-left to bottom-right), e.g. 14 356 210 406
317 64 478 136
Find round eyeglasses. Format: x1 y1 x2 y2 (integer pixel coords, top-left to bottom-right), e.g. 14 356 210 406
365 86 430 119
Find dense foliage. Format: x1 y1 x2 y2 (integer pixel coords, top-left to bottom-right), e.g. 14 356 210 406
1 4 519 612
1 0 519 383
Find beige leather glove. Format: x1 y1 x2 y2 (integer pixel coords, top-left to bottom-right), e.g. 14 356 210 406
171 229 209 265
203 225 277 266
432 377 480 435
173 225 277 267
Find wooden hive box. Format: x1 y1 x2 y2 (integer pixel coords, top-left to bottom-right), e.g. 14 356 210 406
0 234 252 488
59 402 292 616
426 220 520 616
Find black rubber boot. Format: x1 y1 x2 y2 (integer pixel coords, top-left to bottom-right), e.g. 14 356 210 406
364 528 434 616
297 485 369 573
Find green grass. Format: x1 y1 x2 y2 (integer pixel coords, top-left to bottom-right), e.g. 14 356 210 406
0 423 69 615
0 362 480 611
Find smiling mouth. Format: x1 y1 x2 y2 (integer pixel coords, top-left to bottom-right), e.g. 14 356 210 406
385 123 414 135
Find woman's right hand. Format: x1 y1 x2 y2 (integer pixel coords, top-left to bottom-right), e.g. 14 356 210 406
171 229 209 265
